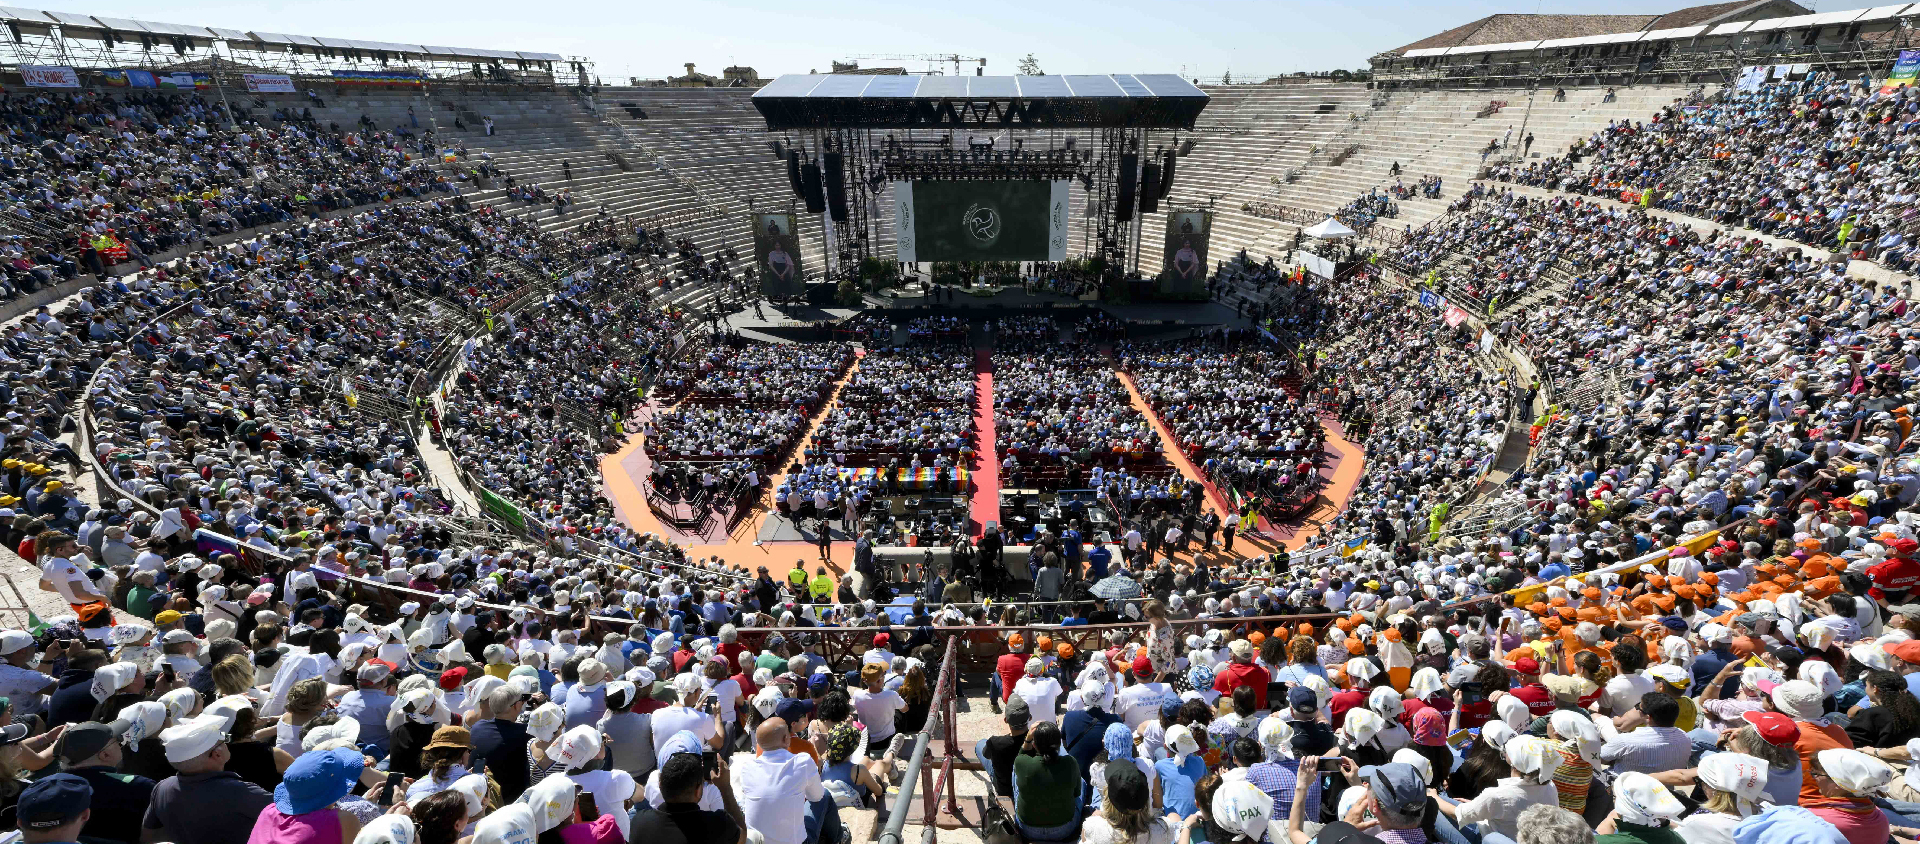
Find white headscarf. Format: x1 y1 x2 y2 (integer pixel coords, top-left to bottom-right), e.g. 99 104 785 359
1613 772 1685 826
1697 752 1768 816
1549 709 1601 765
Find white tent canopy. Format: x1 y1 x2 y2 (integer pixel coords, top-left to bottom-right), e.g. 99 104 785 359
1303 218 1358 240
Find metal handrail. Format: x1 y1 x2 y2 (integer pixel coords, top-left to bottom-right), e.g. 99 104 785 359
878 635 959 844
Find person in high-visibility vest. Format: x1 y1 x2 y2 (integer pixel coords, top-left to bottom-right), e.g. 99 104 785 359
808 568 835 603
787 560 809 594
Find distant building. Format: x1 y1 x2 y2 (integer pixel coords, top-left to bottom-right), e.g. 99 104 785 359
666 63 724 87
829 61 908 75
1381 0 1808 56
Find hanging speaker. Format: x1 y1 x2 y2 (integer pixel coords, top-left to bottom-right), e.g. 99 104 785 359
1139 163 1162 214
786 151 803 200
823 151 849 223
1116 152 1138 223
801 161 826 214
1160 151 1176 199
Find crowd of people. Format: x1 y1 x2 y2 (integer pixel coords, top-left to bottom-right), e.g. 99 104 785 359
807 344 977 468
13 63 1920 844
994 346 1171 491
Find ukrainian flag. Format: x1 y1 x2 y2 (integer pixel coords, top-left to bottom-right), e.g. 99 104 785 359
1339 536 1370 557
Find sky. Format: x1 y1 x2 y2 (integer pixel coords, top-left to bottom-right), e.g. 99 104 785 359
24 0 1883 83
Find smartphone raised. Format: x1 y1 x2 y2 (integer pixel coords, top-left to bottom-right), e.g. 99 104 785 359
378 771 405 806
575 792 600 822
702 750 719 777
1315 757 1346 772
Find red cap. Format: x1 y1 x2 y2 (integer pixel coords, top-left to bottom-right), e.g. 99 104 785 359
1510 655 1540 675
1132 654 1154 677
1743 711 1801 747
872 633 891 648
437 666 468 690
1896 538 1920 555
1889 640 1920 665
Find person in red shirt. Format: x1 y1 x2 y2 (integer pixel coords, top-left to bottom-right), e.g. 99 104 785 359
1327 658 1374 729
1869 538 1920 601
1212 638 1272 710
994 633 1029 708
1506 654 1555 718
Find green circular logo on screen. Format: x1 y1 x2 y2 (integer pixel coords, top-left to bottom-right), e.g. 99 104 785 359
963 203 1002 246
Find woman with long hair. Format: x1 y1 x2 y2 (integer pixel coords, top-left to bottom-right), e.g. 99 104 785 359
405 727 475 802
1083 759 1175 844
1271 635 1327 685
409 791 469 844
1675 753 1769 844
1143 600 1176 678
894 661 932 737
1845 670 1920 747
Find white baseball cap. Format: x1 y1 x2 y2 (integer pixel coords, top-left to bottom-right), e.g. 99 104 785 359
0 630 32 655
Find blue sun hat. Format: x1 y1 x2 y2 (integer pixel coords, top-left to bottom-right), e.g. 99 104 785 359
275 747 364 815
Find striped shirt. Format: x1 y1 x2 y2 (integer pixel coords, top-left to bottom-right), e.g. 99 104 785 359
1552 749 1594 814
1246 758 1322 824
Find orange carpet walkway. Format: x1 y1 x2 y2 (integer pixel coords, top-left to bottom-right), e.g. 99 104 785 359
1114 369 1365 552
598 350 866 574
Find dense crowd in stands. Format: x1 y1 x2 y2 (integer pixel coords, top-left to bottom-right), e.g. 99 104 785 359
12 66 1920 844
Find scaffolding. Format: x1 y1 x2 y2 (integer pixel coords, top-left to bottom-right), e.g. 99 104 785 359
0 6 593 89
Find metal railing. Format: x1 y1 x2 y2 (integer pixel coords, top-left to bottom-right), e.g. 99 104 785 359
879 635 960 844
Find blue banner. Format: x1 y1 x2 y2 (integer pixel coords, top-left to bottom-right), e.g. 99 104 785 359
1418 290 1442 310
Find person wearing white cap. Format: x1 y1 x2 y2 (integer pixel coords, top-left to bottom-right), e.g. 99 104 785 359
144 716 274 844
1433 736 1559 844
648 671 726 762
0 629 57 710
550 725 638 842
337 659 399 754
1675 752 1769 844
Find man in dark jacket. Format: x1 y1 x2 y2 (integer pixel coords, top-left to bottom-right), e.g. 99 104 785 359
470 685 531 801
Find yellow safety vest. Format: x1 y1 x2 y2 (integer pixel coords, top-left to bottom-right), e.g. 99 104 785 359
787 568 808 588
809 574 834 598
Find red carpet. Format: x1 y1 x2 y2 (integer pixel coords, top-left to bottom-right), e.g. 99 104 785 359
968 348 1000 537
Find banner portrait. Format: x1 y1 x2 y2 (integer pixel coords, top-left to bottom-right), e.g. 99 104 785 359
20 66 79 88
753 213 804 298
1159 210 1211 294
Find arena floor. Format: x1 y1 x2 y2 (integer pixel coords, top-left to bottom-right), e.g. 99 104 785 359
599 335 1366 578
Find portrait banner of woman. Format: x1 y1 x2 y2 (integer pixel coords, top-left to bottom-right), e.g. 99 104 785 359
754 212 804 297
1160 210 1211 294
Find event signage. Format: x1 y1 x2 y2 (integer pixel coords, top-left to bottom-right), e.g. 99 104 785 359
752 212 803 298
243 73 296 93
20 65 79 88
1442 305 1469 327
1883 51 1920 94
1160 210 1211 294
1417 289 1442 309
895 180 1068 263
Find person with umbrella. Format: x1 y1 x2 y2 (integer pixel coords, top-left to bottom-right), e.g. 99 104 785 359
1091 566 1143 603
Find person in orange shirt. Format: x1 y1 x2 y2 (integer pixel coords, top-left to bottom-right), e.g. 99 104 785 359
1772 679 1854 806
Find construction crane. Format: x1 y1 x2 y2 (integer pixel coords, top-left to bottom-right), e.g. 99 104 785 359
846 54 987 76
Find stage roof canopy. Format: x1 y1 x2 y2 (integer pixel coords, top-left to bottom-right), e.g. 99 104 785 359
752 73 1209 130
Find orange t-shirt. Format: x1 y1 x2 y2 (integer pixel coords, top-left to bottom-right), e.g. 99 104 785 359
1795 719 1854 807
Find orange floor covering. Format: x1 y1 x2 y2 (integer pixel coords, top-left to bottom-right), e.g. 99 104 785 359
601 350 1369 576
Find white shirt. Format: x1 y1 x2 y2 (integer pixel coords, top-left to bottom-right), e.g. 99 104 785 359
1079 815 1175 844
704 676 742 725
1013 675 1064 723
649 705 715 759
41 557 100 605
643 774 722 811
1601 674 1656 715
1452 777 1558 841
1675 810 1743 844
850 687 907 743
1118 682 1173 729
571 768 638 842
732 748 824 844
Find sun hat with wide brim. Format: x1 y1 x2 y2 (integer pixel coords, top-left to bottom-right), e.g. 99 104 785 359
275 748 365 815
